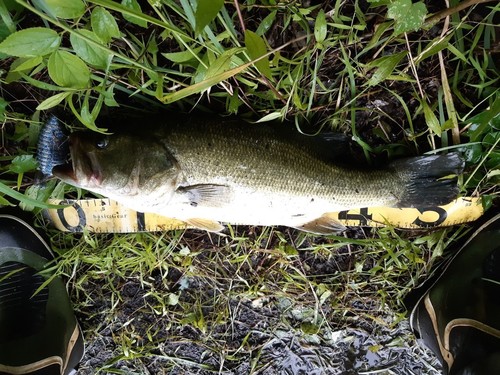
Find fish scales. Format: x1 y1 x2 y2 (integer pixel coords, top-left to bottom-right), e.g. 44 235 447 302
159 123 402 210
53 117 463 233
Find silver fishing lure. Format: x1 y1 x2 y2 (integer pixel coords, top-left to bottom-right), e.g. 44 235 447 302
36 116 69 179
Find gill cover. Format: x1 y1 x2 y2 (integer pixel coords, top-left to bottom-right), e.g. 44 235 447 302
55 131 182 199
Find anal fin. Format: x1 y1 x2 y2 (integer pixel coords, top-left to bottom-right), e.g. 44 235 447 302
296 214 346 234
186 218 225 232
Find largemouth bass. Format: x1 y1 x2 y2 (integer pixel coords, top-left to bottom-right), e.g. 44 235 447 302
53 118 463 234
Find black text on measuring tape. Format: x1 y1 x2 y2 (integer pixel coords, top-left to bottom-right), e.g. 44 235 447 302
337 205 448 228
412 206 447 227
56 200 146 232
55 200 451 232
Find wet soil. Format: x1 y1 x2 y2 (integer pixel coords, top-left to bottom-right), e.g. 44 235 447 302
68 227 443 375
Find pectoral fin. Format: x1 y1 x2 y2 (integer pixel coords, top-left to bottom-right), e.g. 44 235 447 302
178 184 230 207
296 214 346 234
186 218 225 232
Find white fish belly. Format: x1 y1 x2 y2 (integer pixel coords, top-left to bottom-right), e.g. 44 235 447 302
156 187 348 227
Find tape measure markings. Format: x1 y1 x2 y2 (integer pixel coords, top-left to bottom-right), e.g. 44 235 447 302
44 197 484 233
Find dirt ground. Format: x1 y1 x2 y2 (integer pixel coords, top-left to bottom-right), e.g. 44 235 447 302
65 227 444 375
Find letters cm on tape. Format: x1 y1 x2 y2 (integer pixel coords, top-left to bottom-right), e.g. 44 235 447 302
43 197 484 233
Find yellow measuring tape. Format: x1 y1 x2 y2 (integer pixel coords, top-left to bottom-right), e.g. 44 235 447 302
44 197 484 233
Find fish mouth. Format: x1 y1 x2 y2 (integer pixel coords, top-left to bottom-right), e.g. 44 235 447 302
52 135 103 187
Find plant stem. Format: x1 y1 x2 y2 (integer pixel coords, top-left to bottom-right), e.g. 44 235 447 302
425 0 496 27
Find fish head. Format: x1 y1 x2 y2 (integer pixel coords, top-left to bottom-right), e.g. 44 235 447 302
53 131 182 202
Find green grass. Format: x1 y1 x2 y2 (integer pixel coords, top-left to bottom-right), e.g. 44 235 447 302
0 0 499 373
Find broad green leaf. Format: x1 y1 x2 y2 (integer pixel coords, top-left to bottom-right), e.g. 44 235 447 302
36 91 72 110
98 84 119 107
227 91 242 113
245 30 272 79
0 27 60 57
70 29 112 68
48 50 90 89
91 6 121 43
458 143 483 164
33 0 85 19
121 0 147 28
194 0 224 35
11 56 43 72
422 100 441 136
366 51 407 86
9 155 37 173
387 0 427 35
314 9 327 44
466 96 500 142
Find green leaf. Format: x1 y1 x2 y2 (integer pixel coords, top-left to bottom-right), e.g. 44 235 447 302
91 6 121 43
0 27 60 57
162 61 250 104
204 48 240 81
0 97 8 121
162 47 203 63
0 181 65 209
194 0 224 35
414 34 452 65
48 50 90 89
366 51 407 86
9 155 37 173
244 30 272 79
33 0 85 19
70 29 112 69
0 0 16 34
458 143 483 164
422 100 441 136
314 9 327 44
36 91 72 110
256 10 277 36
256 112 282 123
466 96 500 142
11 56 43 72
387 0 427 35
121 0 147 28
100 84 119 107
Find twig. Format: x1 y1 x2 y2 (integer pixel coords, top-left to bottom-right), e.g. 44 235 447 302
424 0 496 27
233 0 246 34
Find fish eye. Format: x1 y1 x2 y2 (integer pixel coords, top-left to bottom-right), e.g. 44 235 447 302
96 137 109 149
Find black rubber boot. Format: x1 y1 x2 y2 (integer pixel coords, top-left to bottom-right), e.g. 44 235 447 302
0 211 84 375
410 212 500 375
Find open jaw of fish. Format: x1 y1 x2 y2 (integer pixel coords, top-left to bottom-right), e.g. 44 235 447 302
53 136 103 189
51 120 464 234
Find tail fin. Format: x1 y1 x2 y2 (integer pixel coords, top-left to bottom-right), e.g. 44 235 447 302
393 153 464 207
